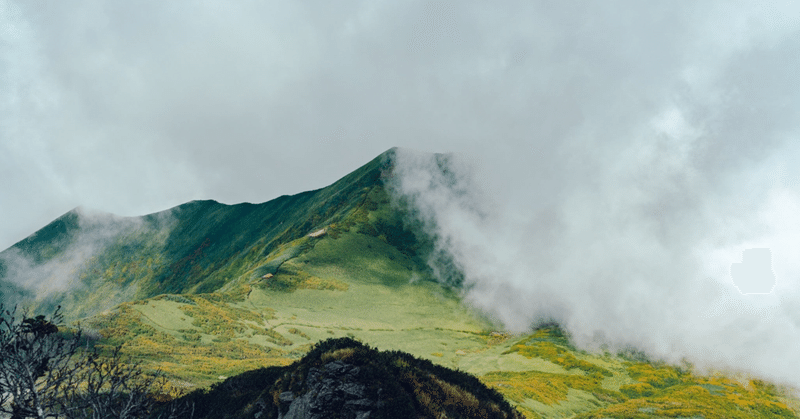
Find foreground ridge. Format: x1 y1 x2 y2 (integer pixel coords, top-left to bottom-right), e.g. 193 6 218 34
167 337 523 419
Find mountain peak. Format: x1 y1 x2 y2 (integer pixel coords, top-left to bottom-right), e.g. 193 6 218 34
0 148 425 318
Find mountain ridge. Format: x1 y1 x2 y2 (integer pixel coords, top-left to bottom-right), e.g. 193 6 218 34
0 148 405 318
1 147 799 418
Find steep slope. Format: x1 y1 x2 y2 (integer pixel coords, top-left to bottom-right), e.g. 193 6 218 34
0 149 405 319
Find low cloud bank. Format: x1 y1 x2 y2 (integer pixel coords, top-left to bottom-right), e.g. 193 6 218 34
390 135 800 387
384 2 800 389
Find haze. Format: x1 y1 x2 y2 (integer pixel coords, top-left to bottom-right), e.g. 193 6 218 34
3 0 800 388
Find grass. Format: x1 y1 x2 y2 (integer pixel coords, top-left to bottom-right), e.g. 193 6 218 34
83 229 493 385
574 365 798 419
12 148 798 418
504 328 613 377
481 370 621 406
79 229 800 417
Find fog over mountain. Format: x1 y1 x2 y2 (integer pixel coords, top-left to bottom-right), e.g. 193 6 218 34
391 146 800 388
3 0 800 389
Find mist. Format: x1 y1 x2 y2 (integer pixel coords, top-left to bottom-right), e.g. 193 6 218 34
0 208 171 306
6 0 796 252
3 0 800 389
359 2 800 389
388 19 800 384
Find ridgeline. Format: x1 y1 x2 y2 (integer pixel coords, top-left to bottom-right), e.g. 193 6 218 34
1 148 798 418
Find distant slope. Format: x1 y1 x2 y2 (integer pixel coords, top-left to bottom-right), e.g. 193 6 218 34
0 148 411 318
83 222 488 387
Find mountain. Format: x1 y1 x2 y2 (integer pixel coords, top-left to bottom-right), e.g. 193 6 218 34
2 148 799 418
1 148 422 319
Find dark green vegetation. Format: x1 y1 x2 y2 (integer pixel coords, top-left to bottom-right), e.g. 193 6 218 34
2 148 799 418
167 337 523 419
1 149 407 319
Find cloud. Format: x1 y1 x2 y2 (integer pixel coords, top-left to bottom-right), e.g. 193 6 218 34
0 207 171 304
2 0 800 387
392 140 800 386
387 4 800 386
4 0 786 248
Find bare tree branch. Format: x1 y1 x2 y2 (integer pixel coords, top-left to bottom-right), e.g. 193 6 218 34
0 304 191 419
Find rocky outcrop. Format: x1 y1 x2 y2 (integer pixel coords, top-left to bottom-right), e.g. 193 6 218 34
173 337 523 419
273 361 382 419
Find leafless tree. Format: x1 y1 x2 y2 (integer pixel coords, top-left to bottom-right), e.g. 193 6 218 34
0 306 80 418
0 305 191 419
58 347 172 419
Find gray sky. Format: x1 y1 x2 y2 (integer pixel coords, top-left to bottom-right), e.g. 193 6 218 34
3 0 800 387
2 1 798 249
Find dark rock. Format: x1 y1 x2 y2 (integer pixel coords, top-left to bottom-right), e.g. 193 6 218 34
173 338 523 419
279 391 295 404
277 361 380 419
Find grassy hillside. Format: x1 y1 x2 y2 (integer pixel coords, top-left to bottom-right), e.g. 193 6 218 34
84 225 800 418
2 148 798 418
84 224 489 386
0 149 400 319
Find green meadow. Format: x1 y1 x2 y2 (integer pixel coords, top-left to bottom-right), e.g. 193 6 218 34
87 229 799 418
4 149 799 418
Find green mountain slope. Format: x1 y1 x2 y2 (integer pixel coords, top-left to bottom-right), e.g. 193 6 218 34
0 149 405 318
84 224 488 387
2 148 798 418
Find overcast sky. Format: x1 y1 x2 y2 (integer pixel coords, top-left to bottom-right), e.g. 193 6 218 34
2 1 798 250
4 0 800 387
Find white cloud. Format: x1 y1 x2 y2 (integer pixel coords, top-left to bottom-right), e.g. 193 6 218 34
2 0 800 387
383 1 800 387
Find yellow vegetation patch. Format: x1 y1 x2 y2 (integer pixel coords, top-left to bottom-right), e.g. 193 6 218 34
299 275 349 291
321 347 357 363
180 296 271 338
252 328 293 346
625 362 681 388
287 327 310 339
481 370 617 406
259 263 349 292
576 366 797 419
503 329 611 377
88 302 290 386
618 381 655 398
